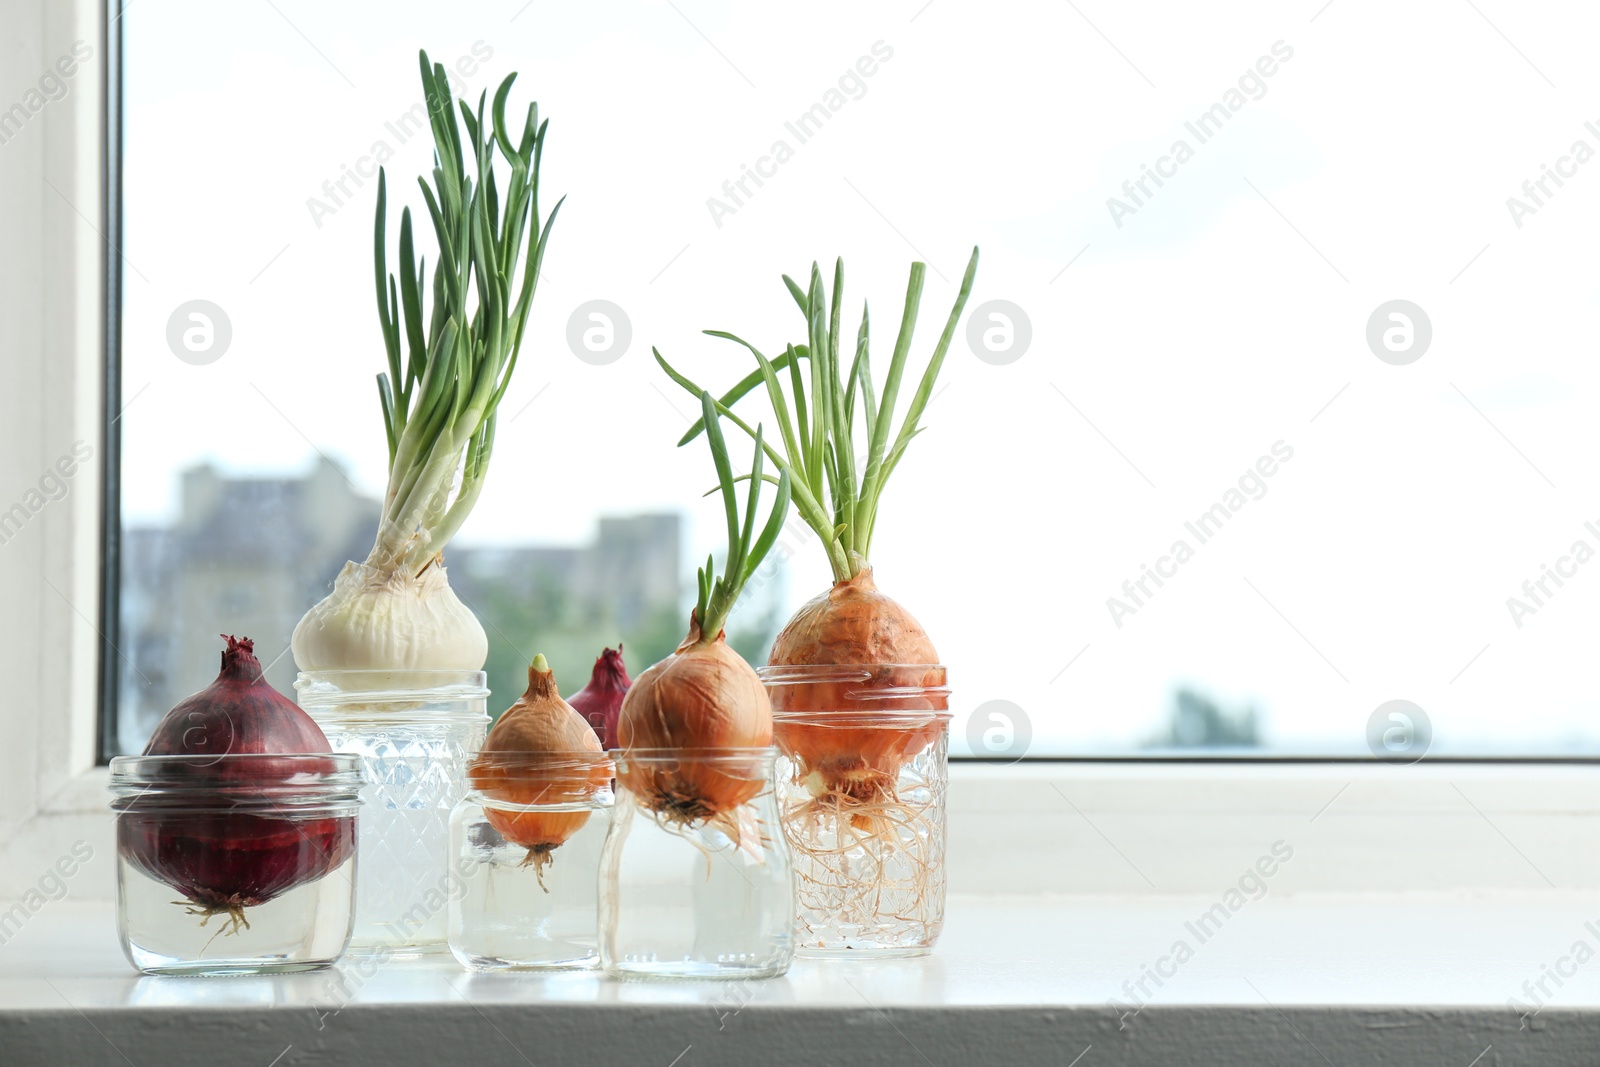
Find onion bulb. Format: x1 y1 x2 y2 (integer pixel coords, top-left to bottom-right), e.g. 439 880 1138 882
126 636 355 934
291 558 487 672
768 567 946 806
469 654 609 888
568 646 632 751
614 391 791 844
616 617 773 828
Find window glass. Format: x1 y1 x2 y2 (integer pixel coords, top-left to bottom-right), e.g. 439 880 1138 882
118 1 1600 757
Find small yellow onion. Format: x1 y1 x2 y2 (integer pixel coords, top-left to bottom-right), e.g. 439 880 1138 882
469 655 609 884
617 616 772 825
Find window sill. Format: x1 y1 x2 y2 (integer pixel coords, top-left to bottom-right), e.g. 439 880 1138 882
2 894 1594 1064
8 761 1600 900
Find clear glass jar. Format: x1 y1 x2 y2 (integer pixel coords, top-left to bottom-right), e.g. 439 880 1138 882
108 753 363 975
294 669 488 953
448 752 614 970
760 664 951 957
600 748 794 980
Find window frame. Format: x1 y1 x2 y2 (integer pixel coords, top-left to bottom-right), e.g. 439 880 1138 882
88 0 1600 769
4 0 1597 905
0 0 112 876
97 0 125 761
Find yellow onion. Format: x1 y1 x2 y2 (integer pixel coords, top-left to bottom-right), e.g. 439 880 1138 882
769 568 946 806
469 655 609 884
616 616 772 824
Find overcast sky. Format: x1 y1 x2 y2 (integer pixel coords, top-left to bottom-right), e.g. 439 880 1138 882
122 0 1600 754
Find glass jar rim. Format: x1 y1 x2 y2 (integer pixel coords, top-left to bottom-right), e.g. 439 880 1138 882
758 663 950 715
293 668 490 707
108 753 365 813
757 663 947 690
771 709 952 727
469 750 615 774
608 745 777 767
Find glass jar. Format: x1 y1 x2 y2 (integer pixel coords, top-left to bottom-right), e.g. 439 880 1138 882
448 752 614 970
108 753 363 975
294 669 489 953
759 664 951 957
600 748 794 980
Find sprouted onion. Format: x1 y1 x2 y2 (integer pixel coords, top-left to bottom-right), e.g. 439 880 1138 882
655 249 978 799
468 654 610 890
292 51 562 673
615 393 791 847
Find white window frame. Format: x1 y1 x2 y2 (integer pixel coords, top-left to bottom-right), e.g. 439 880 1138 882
4 0 1597 904
0 0 111 898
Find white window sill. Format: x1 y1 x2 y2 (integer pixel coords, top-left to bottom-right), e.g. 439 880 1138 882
9 761 1600 901
1 893 1592 1064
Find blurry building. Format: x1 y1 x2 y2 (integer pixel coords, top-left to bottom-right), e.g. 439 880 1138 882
118 460 682 750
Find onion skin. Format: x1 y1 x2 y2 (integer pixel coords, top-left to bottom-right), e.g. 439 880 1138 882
767 569 946 793
291 557 488 672
470 661 609 855
568 647 632 751
129 636 353 914
770 568 940 670
617 618 772 820
144 636 333 768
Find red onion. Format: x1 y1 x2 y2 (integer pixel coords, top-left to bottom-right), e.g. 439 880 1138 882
144 635 331 762
124 636 355 929
568 646 631 750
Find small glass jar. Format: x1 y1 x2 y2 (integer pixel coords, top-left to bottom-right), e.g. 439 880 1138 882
600 748 794 980
448 751 614 970
760 664 951 957
108 753 363 976
294 669 489 953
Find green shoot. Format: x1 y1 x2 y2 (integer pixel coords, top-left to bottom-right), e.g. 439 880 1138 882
656 247 979 582
693 391 792 642
371 50 563 576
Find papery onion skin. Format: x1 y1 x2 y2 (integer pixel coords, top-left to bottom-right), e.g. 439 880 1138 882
568 646 632 751
767 569 945 790
769 568 939 670
290 557 488 672
130 636 354 913
470 658 609 854
617 618 772 820
144 635 333 768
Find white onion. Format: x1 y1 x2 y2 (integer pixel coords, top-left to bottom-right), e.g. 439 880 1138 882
291 559 487 672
